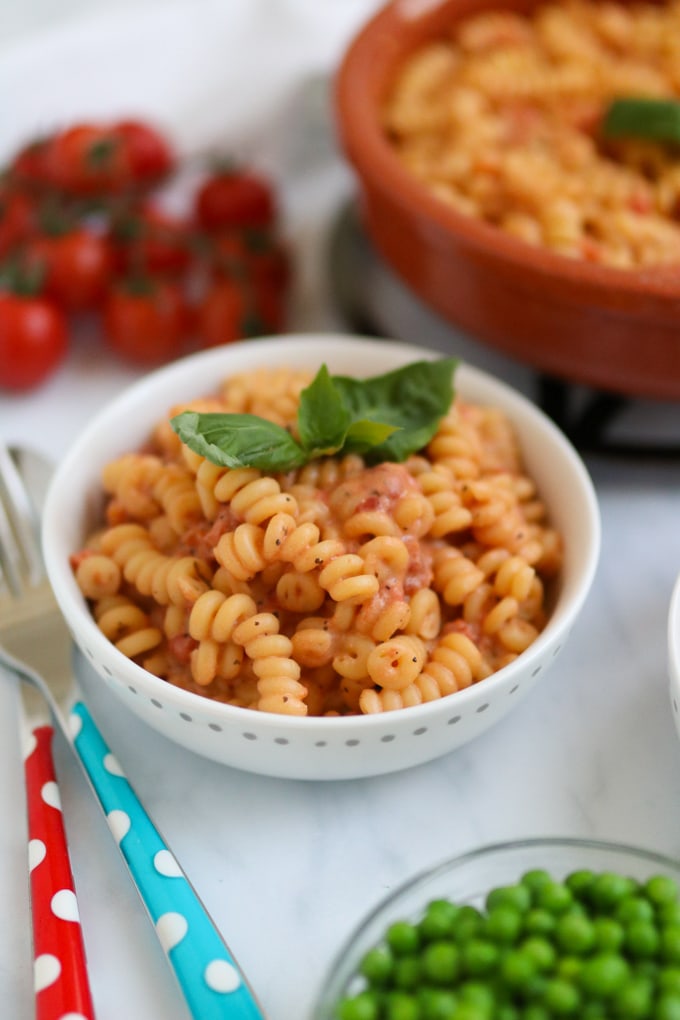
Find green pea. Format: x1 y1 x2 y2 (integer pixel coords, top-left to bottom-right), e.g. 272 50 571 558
659 968 680 996
520 936 557 972
580 1003 608 1019
659 903 680 927
420 901 460 942
485 906 523 944
556 956 583 982
555 913 596 954
661 927 680 964
655 994 680 1020
579 953 630 998
617 898 656 925
593 917 625 952
535 882 574 915
589 873 637 911
385 991 421 1020
625 920 660 958
541 977 581 1014
360 946 394 986
523 908 557 937
501 948 537 990
486 884 532 914
521 1006 551 1020
387 922 421 957
611 976 653 1019
458 981 494 1012
417 987 458 1020
452 907 484 943
337 990 381 1020
521 870 554 900
460 938 500 976
645 876 680 909
450 1005 489 1020
495 1006 520 1020
393 955 422 990
565 869 596 900
422 941 460 984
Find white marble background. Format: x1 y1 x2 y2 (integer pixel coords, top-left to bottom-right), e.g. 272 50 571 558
1 2 680 1018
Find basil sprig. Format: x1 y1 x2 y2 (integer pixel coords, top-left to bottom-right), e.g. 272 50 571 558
171 358 457 472
601 97 680 145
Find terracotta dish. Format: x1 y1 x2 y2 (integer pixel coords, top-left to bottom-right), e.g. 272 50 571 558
334 0 680 400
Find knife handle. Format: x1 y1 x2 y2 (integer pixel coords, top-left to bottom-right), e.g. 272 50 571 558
24 724 96 1020
68 700 265 1020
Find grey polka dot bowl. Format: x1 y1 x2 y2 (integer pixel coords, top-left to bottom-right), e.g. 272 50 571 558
42 335 600 781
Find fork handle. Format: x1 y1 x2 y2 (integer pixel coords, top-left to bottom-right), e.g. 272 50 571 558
69 701 265 1020
25 724 96 1020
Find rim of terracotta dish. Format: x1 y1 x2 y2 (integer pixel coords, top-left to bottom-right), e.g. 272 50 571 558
335 0 680 303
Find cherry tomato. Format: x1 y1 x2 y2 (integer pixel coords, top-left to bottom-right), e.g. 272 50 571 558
112 120 174 184
0 189 35 258
0 292 68 391
194 169 276 232
210 229 290 291
195 279 248 347
9 137 54 189
103 277 187 365
27 229 115 310
110 204 191 276
47 124 130 195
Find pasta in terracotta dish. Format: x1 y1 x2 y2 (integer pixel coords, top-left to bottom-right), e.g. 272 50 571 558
70 361 563 717
384 0 680 267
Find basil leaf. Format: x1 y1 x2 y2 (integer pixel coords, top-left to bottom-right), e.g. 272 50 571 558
171 411 307 471
170 357 458 472
332 358 458 462
297 364 351 457
601 97 680 144
344 418 401 451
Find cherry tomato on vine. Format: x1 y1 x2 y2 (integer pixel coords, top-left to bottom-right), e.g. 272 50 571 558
0 189 35 259
210 229 290 291
109 204 191 275
103 277 188 365
9 137 54 189
0 292 68 391
195 279 249 347
47 123 130 195
112 120 174 185
27 229 115 310
194 169 276 231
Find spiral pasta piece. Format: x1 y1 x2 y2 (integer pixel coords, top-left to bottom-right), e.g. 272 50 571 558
232 613 307 715
93 594 163 659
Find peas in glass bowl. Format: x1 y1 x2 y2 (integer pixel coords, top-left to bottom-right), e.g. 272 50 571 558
314 838 680 1020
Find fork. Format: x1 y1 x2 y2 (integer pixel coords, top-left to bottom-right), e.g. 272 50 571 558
0 443 267 1020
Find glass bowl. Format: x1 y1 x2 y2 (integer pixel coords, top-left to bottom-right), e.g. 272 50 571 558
313 837 680 1017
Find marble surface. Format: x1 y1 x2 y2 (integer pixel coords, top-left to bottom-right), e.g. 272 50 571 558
2 3 680 1018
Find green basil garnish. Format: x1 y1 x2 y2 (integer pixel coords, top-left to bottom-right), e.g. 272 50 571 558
171 358 457 472
601 97 680 145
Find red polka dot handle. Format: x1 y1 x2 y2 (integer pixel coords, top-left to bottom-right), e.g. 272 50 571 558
25 723 95 1020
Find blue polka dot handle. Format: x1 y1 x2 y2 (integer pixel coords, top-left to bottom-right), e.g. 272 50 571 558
69 700 266 1020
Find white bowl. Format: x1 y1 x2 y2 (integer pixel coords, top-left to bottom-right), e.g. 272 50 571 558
42 334 600 781
668 575 680 736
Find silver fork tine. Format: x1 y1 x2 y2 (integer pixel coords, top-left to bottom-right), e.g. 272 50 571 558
0 444 44 594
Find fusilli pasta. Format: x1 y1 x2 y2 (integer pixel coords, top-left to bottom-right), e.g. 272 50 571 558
71 366 563 717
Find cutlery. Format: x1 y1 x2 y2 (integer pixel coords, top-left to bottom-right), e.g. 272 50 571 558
0 443 266 1020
